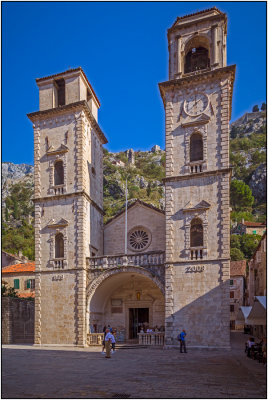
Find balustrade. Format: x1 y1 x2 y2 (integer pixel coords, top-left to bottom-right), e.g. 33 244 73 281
54 258 64 268
190 164 203 173
53 185 64 195
190 249 203 260
87 251 165 269
138 332 165 346
87 333 104 346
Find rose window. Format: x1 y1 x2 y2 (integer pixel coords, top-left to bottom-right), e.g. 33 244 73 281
128 227 151 252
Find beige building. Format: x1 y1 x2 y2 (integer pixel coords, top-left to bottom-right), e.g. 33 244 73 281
229 260 246 330
27 7 234 348
247 233 267 305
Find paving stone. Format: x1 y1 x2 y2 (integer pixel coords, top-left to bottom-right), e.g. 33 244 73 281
2 333 266 398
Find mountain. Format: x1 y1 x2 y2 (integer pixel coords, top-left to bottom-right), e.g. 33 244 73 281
230 110 266 210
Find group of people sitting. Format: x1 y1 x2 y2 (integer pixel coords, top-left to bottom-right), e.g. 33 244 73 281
139 325 165 333
245 336 266 364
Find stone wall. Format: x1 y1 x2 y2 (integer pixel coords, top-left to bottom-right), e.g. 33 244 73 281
2 297 34 344
104 203 165 255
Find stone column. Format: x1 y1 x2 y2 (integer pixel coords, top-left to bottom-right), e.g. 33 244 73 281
212 25 218 66
176 35 182 77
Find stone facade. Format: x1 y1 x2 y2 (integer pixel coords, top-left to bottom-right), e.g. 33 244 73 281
28 67 107 346
159 7 235 348
104 201 165 255
230 260 246 330
28 8 235 348
2 297 34 344
246 233 267 306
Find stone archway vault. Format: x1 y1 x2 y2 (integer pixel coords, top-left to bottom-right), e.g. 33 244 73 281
85 265 165 339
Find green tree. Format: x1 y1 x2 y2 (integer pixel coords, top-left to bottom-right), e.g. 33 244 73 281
230 180 254 211
252 105 259 112
2 283 18 298
13 200 19 219
146 183 152 197
240 234 262 259
5 205 9 222
230 234 241 250
231 211 255 224
230 248 245 261
261 102 266 111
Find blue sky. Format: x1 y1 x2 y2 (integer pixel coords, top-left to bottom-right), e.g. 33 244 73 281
2 2 266 165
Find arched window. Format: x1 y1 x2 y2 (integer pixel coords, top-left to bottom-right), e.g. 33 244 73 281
190 133 203 162
184 36 210 74
54 160 64 185
190 218 203 247
55 233 64 258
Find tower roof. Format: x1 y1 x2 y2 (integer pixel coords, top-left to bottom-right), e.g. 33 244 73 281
169 7 226 33
36 67 101 107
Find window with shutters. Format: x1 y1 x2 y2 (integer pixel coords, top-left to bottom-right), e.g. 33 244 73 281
55 233 64 259
230 305 234 312
54 160 64 186
190 218 203 247
14 279 20 289
230 279 233 286
230 291 234 299
26 279 35 290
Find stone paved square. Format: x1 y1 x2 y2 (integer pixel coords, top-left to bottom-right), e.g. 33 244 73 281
2 333 266 398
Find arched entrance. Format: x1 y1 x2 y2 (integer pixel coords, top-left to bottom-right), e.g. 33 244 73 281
86 268 165 342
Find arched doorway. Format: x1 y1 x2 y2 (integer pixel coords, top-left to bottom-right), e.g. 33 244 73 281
87 270 165 342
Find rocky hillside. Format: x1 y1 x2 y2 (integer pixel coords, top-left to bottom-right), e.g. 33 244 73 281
230 110 266 212
103 148 165 223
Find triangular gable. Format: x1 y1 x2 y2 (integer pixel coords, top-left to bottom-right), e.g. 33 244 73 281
181 114 210 128
105 199 164 226
47 144 69 156
183 200 211 212
170 7 224 30
47 218 69 228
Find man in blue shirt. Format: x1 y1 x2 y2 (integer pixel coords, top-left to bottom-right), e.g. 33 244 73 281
179 329 187 353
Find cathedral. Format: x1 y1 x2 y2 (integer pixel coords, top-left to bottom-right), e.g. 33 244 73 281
27 7 235 348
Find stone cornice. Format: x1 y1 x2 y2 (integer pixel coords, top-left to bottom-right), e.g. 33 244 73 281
27 100 108 144
158 65 236 119
34 190 104 215
168 13 227 37
165 257 230 265
163 167 232 183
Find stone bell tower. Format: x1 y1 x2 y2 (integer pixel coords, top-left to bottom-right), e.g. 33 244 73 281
28 67 107 345
159 8 236 348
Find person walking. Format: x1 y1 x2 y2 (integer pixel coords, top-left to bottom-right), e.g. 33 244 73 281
101 325 107 354
178 329 187 353
104 328 113 358
111 331 116 353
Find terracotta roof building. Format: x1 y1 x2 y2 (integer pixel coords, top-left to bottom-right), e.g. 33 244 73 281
232 220 266 235
2 262 35 298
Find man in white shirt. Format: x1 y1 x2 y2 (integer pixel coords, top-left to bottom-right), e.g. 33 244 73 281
104 329 113 358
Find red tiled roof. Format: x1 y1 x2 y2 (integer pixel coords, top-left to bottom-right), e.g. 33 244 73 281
243 221 266 227
230 260 247 277
2 262 35 274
